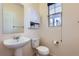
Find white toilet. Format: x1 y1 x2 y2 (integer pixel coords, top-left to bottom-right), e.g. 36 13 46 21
31 38 49 56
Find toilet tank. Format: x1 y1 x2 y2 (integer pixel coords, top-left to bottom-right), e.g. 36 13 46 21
31 38 40 48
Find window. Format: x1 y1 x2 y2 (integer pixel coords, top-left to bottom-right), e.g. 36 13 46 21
48 3 62 27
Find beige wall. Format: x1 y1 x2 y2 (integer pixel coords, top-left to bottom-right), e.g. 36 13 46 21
24 3 40 38
39 3 79 56
61 3 79 56
38 3 62 55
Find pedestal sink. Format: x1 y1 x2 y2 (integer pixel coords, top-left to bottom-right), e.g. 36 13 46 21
3 36 31 56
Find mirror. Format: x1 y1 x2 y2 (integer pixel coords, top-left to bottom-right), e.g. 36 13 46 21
2 3 24 34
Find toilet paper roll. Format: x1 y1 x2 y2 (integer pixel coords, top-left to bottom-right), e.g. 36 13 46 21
53 40 59 45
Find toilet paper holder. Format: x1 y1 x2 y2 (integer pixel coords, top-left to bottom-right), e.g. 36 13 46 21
53 40 62 45
55 41 59 44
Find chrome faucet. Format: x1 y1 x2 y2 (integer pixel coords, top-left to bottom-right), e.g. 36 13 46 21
13 36 20 42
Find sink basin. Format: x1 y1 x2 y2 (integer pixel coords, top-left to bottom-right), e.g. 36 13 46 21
3 37 31 48
3 36 31 56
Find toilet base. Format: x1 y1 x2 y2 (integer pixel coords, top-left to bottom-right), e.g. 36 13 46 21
36 53 49 56
33 50 49 56
36 51 49 56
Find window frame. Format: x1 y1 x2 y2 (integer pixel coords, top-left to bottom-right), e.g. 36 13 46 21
48 3 62 27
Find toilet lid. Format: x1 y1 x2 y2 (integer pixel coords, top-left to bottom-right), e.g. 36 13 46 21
36 46 49 52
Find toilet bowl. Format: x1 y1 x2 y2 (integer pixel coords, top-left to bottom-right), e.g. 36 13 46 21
36 46 49 56
31 38 49 56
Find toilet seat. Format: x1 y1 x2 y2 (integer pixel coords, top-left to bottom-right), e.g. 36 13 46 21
36 46 49 56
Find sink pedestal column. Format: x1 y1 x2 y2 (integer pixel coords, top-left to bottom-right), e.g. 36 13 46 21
15 48 23 56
